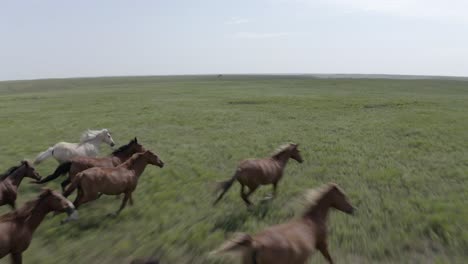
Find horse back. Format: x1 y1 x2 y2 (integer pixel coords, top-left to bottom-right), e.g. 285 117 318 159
237 158 282 185
252 219 316 264
72 156 114 169
79 167 136 193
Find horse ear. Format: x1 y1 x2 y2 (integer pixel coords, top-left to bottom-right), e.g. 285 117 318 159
21 160 29 167
134 137 138 143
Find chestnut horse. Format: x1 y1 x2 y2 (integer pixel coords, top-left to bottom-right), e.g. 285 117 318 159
0 189 77 264
0 161 41 209
214 143 303 206
212 183 354 264
34 137 146 192
63 150 164 217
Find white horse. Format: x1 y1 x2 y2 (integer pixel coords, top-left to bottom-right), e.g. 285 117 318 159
33 129 115 165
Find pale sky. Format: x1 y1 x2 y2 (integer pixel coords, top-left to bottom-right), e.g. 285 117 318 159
1 0 467 80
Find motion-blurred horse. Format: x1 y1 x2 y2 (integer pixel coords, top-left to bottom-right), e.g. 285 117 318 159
33 129 115 165
212 183 355 264
34 137 145 192
63 150 164 217
0 161 41 209
0 189 77 264
214 143 303 206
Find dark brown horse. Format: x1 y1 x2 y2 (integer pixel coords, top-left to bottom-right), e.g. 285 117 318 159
63 150 164 217
0 161 41 209
212 183 355 264
0 189 77 264
34 137 146 192
214 143 303 206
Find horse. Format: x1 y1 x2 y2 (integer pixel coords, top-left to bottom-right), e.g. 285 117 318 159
212 183 355 264
63 150 164 217
33 129 116 165
34 137 146 192
0 188 77 264
0 161 42 209
213 143 303 206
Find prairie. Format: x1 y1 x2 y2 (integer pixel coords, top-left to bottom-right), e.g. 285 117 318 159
0 75 467 263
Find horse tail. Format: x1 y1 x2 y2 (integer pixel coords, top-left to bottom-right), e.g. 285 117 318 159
210 233 256 262
35 162 71 184
33 147 54 165
213 171 238 205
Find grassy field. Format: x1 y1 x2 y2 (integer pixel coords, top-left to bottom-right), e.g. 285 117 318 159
0 75 467 263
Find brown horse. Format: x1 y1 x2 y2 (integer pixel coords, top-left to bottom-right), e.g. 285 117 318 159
63 150 164 217
34 137 146 192
0 189 77 264
0 161 41 209
212 183 355 264
214 143 303 206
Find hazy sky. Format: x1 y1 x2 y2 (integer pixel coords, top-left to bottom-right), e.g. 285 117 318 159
1 0 467 80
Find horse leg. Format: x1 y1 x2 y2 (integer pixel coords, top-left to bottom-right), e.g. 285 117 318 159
241 186 257 206
9 201 16 210
272 182 278 198
10 252 22 264
61 177 71 193
317 241 334 264
263 182 278 200
74 188 99 209
240 185 248 205
110 192 130 216
73 187 85 209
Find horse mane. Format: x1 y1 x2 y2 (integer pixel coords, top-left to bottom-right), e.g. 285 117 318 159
0 163 24 180
80 129 107 143
271 143 295 158
120 152 145 167
302 183 337 214
111 139 135 155
0 189 50 222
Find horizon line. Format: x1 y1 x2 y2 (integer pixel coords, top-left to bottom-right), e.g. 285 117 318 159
1 72 468 83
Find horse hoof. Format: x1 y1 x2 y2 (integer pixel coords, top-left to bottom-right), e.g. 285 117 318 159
107 213 118 218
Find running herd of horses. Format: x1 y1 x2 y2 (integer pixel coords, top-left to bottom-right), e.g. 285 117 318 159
0 129 355 264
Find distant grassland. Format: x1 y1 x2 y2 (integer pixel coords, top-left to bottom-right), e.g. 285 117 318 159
0 76 467 263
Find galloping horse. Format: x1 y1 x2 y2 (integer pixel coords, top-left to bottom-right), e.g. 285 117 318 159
34 137 146 192
0 161 41 209
63 150 164 217
33 129 115 165
214 143 303 206
212 183 355 264
0 189 77 264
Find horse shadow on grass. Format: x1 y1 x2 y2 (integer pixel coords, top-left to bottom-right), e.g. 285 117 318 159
212 199 274 233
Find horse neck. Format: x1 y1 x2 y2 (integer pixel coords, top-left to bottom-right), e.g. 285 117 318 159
23 200 50 232
112 150 135 164
124 155 149 177
303 195 332 224
272 150 291 168
5 167 26 187
81 136 102 149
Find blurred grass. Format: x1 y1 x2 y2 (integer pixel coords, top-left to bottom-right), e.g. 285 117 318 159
0 75 467 263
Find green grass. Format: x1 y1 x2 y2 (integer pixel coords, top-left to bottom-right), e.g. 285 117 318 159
0 75 467 263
